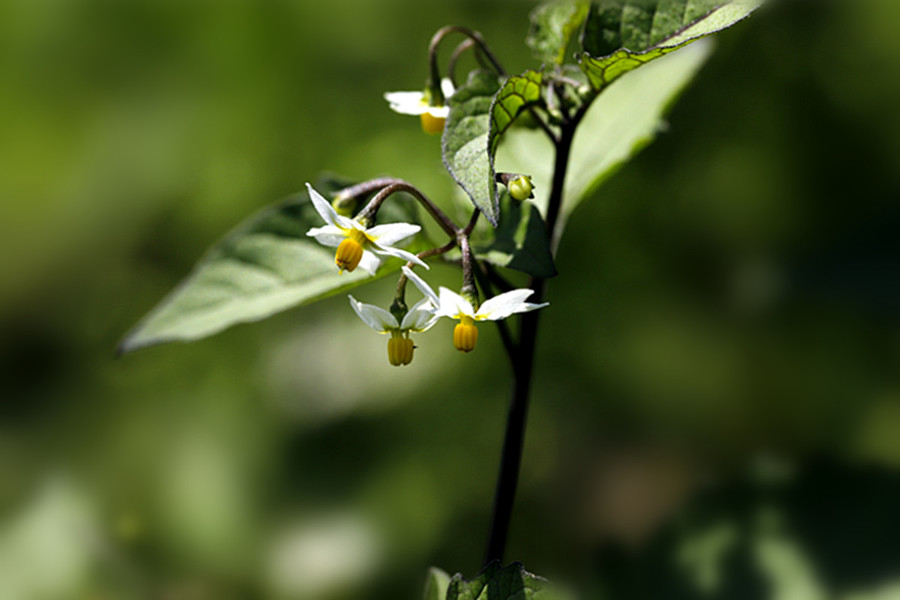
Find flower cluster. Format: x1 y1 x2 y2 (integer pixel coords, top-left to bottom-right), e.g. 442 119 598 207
351 267 546 365
305 183 548 366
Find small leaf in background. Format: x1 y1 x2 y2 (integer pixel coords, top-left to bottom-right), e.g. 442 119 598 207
446 562 571 600
118 178 427 354
488 70 544 158
495 40 713 236
423 567 451 600
473 191 557 279
526 1 590 65
579 0 763 91
442 70 503 226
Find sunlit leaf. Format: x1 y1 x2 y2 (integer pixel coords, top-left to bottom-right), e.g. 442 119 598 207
496 41 713 235
488 70 544 158
473 191 557 279
423 567 451 600
446 562 571 600
442 70 503 226
526 1 590 65
580 0 762 91
118 178 427 354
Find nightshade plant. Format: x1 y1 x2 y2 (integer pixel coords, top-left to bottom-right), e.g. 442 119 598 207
120 1 763 596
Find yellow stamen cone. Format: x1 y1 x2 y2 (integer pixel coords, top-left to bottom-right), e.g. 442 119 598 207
334 229 367 273
420 112 446 135
388 336 414 366
453 317 478 353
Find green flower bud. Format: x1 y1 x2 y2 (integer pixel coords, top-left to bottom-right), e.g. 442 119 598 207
508 175 535 201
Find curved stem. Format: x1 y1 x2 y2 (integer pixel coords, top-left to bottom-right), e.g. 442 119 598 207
357 180 459 239
447 39 476 88
429 26 507 96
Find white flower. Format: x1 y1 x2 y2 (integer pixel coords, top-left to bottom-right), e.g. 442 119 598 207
349 296 438 337
384 79 455 135
305 183 427 275
435 287 548 352
348 272 438 367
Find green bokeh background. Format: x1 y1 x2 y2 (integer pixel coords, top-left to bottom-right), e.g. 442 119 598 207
1 1 899 598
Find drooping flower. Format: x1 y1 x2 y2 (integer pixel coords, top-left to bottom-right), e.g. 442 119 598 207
305 183 427 275
384 78 455 135
348 289 438 367
435 287 548 353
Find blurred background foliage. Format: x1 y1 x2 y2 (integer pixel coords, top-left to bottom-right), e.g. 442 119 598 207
1 0 899 598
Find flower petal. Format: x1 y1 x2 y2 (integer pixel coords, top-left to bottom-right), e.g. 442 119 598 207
435 287 475 319
400 298 438 332
306 225 345 247
306 183 339 227
424 105 450 118
366 222 421 247
349 296 398 332
357 251 381 276
440 77 455 99
476 289 548 321
384 91 428 115
370 243 428 269
401 266 439 307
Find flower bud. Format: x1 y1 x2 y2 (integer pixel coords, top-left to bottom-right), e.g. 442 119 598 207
508 175 534 201
331 194 357 217
496 172 535 201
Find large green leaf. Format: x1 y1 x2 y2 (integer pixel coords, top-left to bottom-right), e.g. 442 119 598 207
473 191 557 279
442 70 503 226
526 1 590 65
495 40 713 235
580 0 762 91
118 179 427 354
445 562 570 600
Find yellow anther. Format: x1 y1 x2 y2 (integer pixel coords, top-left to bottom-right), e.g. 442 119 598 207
453 316 479 353
334 230 368 273
387 335 414 366
420 112 446 135
335 238 363 273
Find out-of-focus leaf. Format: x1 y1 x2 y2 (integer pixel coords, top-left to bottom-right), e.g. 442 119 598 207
443 70 503 226
526 1 590 65
473 192 557 279
118 178 427 354
446 562 571 600
580 0 762 91
423 567 451 600
488 70 544 157
496 41 713 235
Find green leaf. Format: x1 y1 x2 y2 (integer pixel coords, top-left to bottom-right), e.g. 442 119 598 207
526 1 590 65
473 191 557 279
446 562 571 600
495 40 713 235
118 178 427 354
442 70 503 226
580 0 762 91
488 70 544 158
423 567 451 600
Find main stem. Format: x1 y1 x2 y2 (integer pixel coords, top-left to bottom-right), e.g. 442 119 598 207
484 121 577 564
